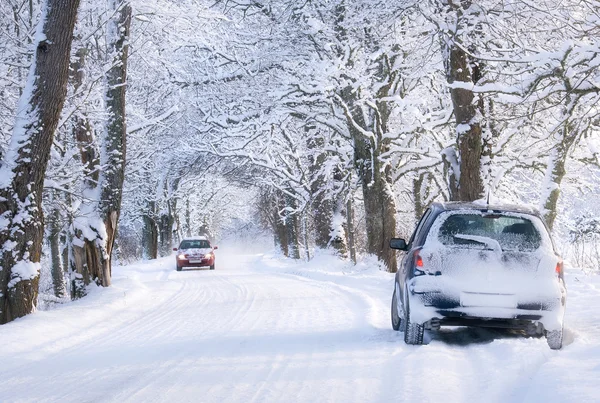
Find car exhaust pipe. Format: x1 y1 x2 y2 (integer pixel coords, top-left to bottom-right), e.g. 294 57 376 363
425 318 441 330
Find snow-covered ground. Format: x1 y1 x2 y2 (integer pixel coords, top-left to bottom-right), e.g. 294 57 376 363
1 247 599 402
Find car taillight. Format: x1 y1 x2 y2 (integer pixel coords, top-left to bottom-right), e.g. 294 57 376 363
413 250 425 276
415 251 424 267
555 260 564 279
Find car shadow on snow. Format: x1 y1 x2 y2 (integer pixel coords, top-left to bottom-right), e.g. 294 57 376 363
426 327 542 347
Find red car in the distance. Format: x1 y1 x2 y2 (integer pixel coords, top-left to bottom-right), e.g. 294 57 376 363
173 236 218 271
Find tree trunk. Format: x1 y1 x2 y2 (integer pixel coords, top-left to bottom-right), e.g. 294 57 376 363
312 179 334 249
0 0 81 324
443 0 485 202
48 204 66 298
307 130 334 249
346 198 357 264
69 45 104 295
541 127 576 231
285 194 301 259
341 90 397 272
142 201 158 259
274 193 289 256
97 2 132 286
413 174 425 222
333 4 397 272
184 197 192 237
158 199 176 255
329 200 348 257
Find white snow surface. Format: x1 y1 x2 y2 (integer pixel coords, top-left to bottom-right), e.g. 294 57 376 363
0 248 598 402
7 260 40 288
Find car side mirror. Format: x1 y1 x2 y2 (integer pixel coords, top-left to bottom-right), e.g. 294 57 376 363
213 246 218 250
173 247 178 251
390 238 408 251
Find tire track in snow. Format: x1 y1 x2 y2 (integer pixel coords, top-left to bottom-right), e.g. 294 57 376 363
260 263 567 403
102 271 263 402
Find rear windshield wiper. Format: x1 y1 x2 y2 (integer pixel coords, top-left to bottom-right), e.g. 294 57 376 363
453 234 503 255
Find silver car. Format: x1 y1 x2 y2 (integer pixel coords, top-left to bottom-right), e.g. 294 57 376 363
390 202 567 349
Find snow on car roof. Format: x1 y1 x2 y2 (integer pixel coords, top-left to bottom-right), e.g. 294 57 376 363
182 236 209 241
434 201 540 216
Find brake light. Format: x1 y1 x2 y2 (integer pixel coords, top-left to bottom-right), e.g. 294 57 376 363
414 251 423 267
555 260 564 278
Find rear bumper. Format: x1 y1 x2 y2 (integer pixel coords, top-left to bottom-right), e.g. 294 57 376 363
409 287 566 331
416 291 562 312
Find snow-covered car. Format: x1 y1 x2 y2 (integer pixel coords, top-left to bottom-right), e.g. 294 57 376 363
173 236 218 271
390 202 567 349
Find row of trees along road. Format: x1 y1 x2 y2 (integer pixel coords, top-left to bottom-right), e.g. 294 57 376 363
1 0 599 323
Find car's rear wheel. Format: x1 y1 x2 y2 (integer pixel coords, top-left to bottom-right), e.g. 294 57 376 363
391 287 403 331
545 327 563 350
403 292 424 345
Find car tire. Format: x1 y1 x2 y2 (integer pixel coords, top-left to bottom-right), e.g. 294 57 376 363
176 265 182 272
391 287 403 331
210 264 215 270
403 292 424 345
545 327 563 350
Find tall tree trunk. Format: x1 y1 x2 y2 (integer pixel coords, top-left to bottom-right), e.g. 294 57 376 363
48 203 66 298
310 160 333 249
160 178 180 254
184 197 191 237
308 136 347 257
69 45 104 296
274 192 289 256
541 126 576 231
442 0 485 202
413 174 425 222
340 88 398 272
0 0 81 324
285 194 301 259
328 199 348 257
346 197 357 264
142 201 158 259
334 3 397 272
96 2 132 286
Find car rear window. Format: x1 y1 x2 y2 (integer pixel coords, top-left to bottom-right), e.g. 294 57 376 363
436 213 542 251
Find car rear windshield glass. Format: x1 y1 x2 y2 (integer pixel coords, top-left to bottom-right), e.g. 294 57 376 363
437 213 542 251
180 240 210 249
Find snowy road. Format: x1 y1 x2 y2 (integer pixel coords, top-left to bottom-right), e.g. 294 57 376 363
1 251 598 402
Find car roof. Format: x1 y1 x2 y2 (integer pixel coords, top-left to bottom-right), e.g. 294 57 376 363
182 236 209 241
431 201 541 216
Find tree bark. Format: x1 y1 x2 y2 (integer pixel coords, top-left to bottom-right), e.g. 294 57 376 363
69 45 104 296
48 204 66 298
442 0 485 202
329 200 348 257
346 198 356 264
339 84 398 272
274 193 289 256
142 201 158 259
158 180 178 256
333 3 397 272
184 197 192 237
309 135 334 249
284 194 301 259
413 174 425 222
541 127 576 231
0 0 81 324
97 2 132 286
